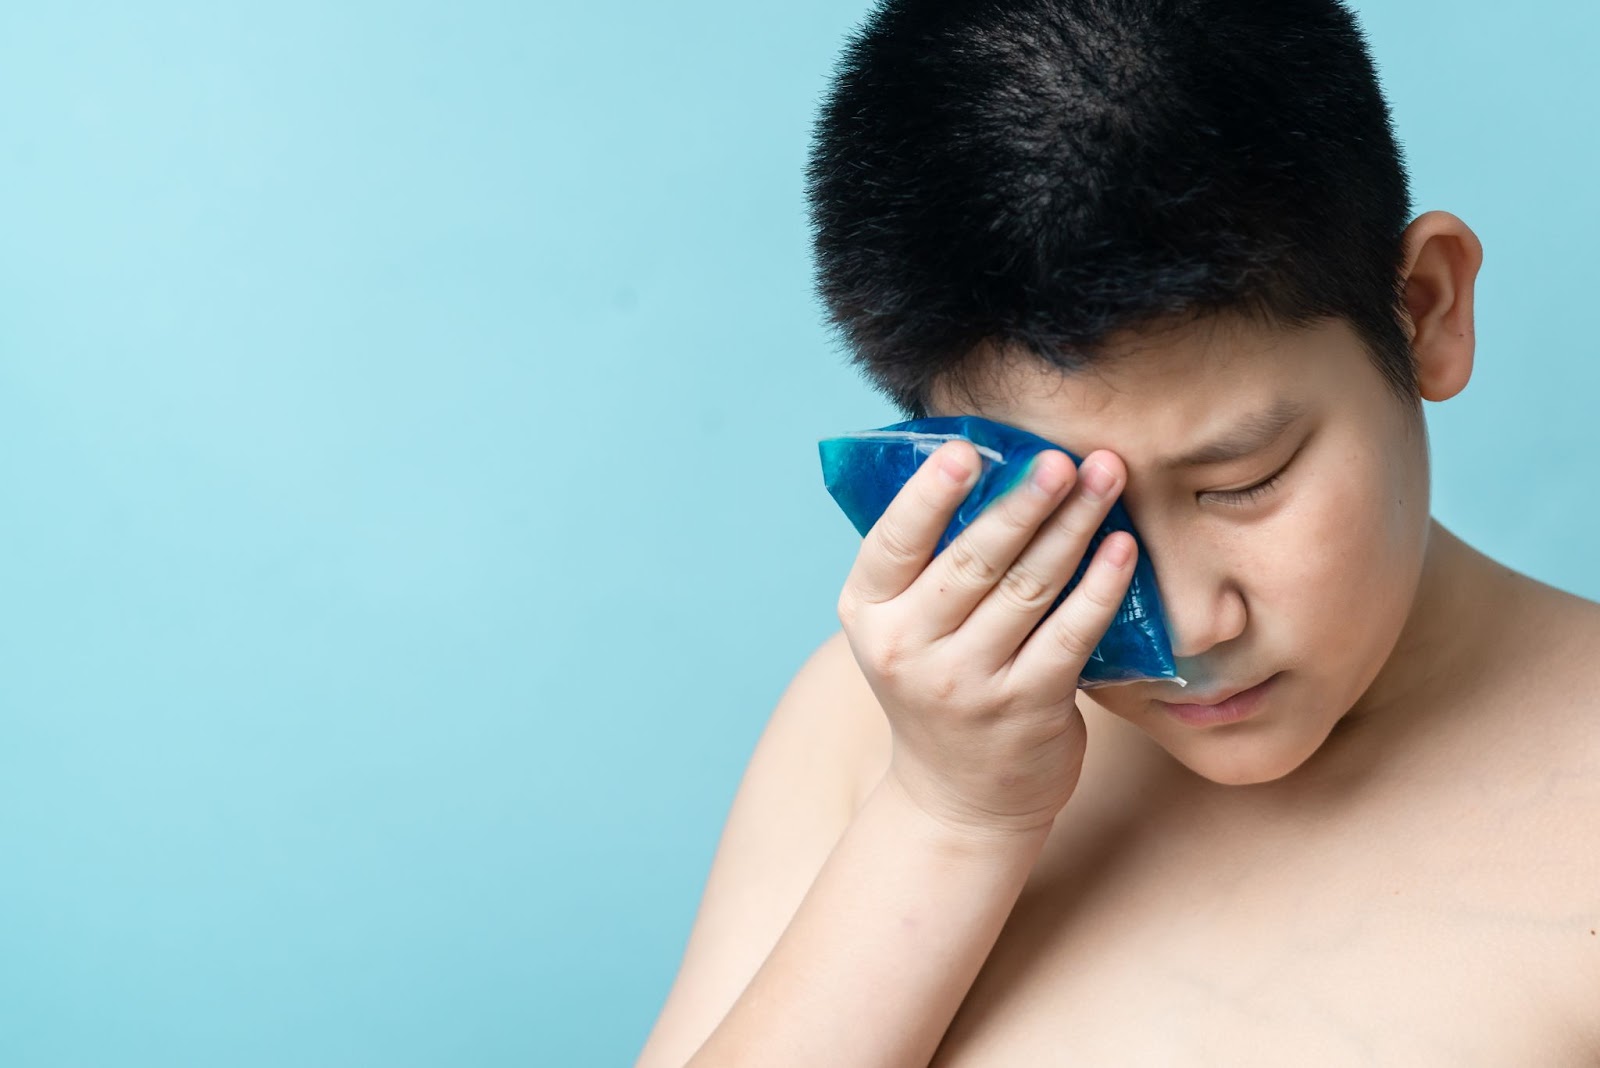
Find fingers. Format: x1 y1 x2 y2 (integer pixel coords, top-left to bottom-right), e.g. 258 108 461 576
959 451 1127 664
1008 528 1138 696
841 440 989 612
839 436 1135 697
896 447 1080 640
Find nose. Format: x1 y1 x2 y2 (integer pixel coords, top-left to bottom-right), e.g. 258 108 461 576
1143 537 1248 662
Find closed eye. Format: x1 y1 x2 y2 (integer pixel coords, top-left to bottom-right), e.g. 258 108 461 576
1204 468 1286 507
1201 446 1301 507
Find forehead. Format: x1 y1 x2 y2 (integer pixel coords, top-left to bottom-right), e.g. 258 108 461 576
927 314 1368 461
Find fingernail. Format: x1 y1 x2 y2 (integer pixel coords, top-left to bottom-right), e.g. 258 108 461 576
1028 454 1067 495
1081 461 1116 500
1102 534 1132 567
939 453 973 485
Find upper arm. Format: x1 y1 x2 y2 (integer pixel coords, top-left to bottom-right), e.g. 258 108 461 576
634 629 888 1068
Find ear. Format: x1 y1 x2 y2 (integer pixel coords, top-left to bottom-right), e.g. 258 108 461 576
1398 210 1484 402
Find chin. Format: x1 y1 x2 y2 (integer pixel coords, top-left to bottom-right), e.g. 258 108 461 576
1167 732 1324 787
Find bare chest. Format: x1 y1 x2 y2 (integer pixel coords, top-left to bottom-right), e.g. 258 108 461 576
927 727 1600 1064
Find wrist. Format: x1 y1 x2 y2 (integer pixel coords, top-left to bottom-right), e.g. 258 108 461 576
872 770 1057 858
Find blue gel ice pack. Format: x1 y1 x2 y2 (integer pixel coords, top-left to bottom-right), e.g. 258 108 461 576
818 415 1184 689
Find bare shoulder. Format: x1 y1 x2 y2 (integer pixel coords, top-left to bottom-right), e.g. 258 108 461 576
1500 578 1600 1033
633 630 891 1068
1487 574 1600 785
1514 575 1600 723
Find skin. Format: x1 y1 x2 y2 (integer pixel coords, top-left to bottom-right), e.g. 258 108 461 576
892 207 1600 1056
926 209 1493 793
636 209 1600 1065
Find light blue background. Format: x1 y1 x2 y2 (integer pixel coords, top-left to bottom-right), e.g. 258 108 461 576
2 2 1594 1065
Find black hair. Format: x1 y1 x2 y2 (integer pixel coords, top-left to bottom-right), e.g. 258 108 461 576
804 0 1417 419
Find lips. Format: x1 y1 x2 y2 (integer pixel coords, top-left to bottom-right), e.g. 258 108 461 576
1154 673 1279 728
1161 678 1269 706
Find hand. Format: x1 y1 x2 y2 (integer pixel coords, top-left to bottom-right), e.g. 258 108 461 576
836 439 1136 840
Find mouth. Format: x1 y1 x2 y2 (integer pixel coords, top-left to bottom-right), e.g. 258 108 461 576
1155 673 1280 728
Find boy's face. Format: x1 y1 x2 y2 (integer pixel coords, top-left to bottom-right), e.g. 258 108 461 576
926 312 1434 787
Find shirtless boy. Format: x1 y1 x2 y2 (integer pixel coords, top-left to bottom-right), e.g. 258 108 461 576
638 0 1600 1063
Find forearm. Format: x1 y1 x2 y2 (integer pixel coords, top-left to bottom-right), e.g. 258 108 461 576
685 771 1050 1068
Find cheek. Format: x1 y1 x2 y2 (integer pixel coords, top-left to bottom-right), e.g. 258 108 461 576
1259 443 1421 649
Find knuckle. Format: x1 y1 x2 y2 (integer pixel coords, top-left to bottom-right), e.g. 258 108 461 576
994 562 1057 613
1054 504 1102 544
836 587 860 627
943 537 1003 589
872 518 922 568
1051 609 1104 660
866 631 911 679
925 669 961 704
1075 569 1123 615
995 485 1055 537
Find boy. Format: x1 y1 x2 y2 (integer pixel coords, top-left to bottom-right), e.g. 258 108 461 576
639 0 1600 1062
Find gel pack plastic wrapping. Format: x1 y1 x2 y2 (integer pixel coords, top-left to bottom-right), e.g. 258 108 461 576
818 415 1184 689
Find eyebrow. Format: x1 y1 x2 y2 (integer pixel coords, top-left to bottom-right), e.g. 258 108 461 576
1160 397 1308 470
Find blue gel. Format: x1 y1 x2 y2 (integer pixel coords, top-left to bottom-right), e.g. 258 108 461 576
818 415 1184 689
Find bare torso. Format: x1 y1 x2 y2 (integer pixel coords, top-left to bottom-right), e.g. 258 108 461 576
844 571 1600 1064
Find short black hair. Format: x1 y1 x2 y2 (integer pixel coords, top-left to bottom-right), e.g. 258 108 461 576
804 0 1417 419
